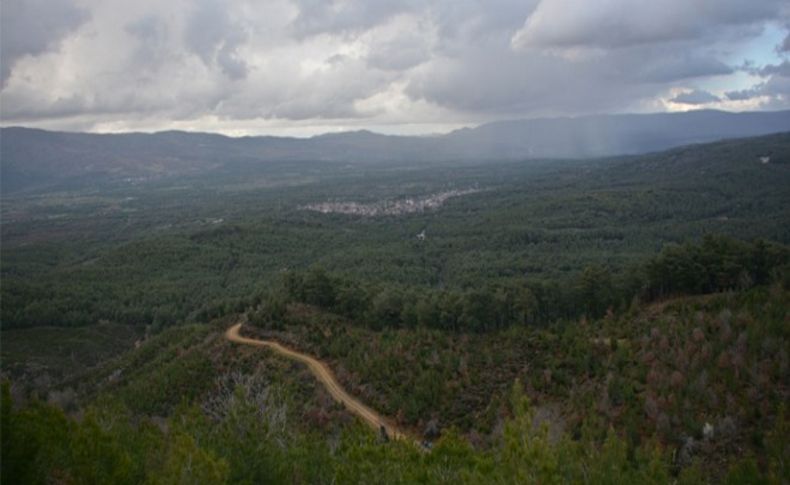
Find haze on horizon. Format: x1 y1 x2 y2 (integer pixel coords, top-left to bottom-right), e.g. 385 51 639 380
1 0 789 137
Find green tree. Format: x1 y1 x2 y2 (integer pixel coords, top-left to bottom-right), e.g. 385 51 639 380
151 434 229 485
579 264 614 318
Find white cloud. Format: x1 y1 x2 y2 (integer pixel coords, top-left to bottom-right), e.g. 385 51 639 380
0 0 788 135
511 0 788 50
0 0 89 86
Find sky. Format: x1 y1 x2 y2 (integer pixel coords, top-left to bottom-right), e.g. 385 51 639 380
1 0 789 137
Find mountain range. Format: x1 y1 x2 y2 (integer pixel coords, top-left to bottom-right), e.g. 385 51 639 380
2 109 789 194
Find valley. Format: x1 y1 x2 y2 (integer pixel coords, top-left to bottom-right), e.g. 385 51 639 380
4 2 790 481
2 131 789 483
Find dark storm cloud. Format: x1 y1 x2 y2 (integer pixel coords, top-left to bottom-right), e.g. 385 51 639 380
366 36 429 71
759 61 790 78
779 30 790 53
125 15 171 71
511 0 788 50
725 76 790 103
620 49 732 83
406 39 732 115
184 0 249 80
126 15 168 43
290 0 414 37
671 89 721 105
0 0 89 86
725 89 754 102
726 60 790 107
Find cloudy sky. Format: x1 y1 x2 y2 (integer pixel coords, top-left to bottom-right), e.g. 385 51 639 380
1 0 789 136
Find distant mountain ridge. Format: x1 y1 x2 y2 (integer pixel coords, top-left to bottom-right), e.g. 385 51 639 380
445 110 790 159
2 110 789 194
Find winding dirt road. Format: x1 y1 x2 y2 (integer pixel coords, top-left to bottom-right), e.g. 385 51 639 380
225 323 409 441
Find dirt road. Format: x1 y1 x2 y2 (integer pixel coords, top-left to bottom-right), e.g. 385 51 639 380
225 323 409 441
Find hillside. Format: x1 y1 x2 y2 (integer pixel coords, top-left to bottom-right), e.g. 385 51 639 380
2 133 789 483
2 110 788 194
2 134 788 333
3 277 787 483
5 0 790 480
445 110 790 159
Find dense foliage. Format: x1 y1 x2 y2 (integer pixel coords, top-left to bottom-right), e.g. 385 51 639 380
2 134 789 483
251 236 788 331
5 376 788 484
2 134 789 330
5 367 787 484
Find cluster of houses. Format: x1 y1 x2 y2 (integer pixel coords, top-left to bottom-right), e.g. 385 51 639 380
301 188 480 216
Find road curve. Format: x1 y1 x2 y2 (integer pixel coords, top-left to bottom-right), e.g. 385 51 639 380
225 323 409 442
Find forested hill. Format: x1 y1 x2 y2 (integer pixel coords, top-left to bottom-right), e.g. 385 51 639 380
2 133 789 331
2 109 789 193
3 243 788 483
2 129 789 483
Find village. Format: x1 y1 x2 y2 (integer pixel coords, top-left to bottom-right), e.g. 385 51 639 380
301 188 480 216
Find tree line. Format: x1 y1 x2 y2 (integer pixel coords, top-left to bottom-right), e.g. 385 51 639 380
251 235 789 332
